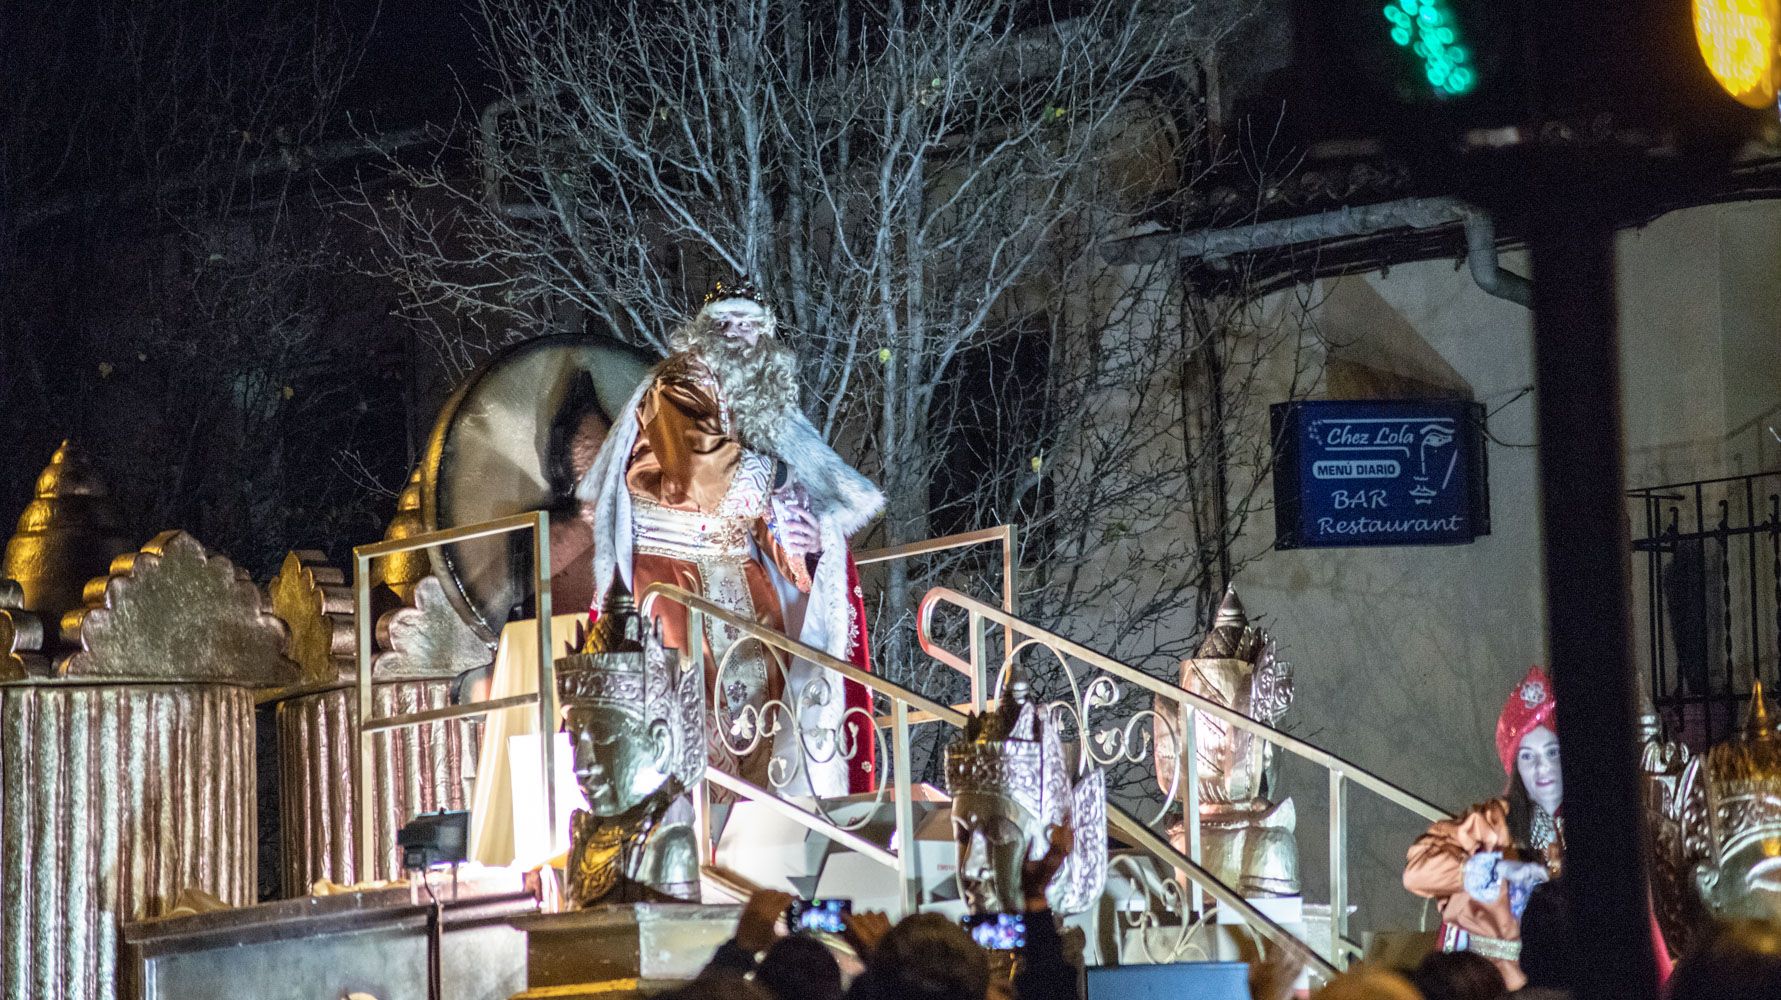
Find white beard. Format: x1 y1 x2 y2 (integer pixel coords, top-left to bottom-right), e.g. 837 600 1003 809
692 333 884 538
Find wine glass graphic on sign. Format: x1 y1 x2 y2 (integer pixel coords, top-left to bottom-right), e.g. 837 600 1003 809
1410 423 1456 504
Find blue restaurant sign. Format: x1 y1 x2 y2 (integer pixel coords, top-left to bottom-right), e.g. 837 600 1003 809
1270 399 1490 548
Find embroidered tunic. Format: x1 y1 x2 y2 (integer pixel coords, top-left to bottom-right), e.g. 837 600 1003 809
623 355 813 784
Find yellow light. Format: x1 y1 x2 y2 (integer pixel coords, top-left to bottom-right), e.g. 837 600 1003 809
1695 0 1781 108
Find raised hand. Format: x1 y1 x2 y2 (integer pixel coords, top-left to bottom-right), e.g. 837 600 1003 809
735 888 795 953
1020 824 1074 912
771 488 822 557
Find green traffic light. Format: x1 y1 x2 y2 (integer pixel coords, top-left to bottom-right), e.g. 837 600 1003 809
1379 0 1476 97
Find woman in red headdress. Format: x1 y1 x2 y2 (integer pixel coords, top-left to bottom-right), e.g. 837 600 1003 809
1403 667 1565 989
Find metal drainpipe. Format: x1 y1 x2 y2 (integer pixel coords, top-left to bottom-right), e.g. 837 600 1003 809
1462 208 1533 307
1107 198 1537 313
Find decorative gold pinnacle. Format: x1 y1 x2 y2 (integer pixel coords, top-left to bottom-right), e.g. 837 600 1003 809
1705 681 1781 786
372 466 430 604
268 550 353 687
1212 585 1248 630
1196 584 1265 661
580 575 645 655
1746 681 1775 741
2 441 132 623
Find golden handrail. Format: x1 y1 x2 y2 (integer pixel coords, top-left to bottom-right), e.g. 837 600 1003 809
350 510 556 878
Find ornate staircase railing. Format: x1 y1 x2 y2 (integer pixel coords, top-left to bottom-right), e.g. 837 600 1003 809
917 587 1452 962
345 515 1428 983
640 581 1341 984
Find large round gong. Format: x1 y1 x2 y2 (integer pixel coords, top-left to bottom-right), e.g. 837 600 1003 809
419 334 657 641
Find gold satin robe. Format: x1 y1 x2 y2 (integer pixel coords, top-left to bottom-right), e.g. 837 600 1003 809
623 356 812 777
1403 797 1563 989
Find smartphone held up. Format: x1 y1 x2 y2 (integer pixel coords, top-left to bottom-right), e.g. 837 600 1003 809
961 912 1027 951
787 898 851 934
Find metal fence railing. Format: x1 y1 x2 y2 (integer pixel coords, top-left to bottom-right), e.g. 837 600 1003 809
917 586 1451 967
854 525 1018 726
1630 471 1781 747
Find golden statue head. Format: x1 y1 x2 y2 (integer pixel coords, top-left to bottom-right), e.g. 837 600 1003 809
1690 683 1781 922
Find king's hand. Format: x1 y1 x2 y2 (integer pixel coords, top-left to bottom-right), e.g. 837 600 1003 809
771 489 822 558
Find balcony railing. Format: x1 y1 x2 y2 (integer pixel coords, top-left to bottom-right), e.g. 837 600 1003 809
1630 471 1781 746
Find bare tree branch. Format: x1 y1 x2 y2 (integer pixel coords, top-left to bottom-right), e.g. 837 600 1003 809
352 0 1315 800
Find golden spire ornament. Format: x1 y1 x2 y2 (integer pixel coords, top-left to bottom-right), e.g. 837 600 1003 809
371 466 430 604
2 440 132 622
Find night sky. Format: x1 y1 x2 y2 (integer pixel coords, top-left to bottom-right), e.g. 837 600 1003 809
0 0 522 575
337 0 495 128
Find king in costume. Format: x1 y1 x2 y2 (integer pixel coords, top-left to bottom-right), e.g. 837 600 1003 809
577 284 884 797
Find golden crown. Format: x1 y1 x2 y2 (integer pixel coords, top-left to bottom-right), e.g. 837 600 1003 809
701 279 766 307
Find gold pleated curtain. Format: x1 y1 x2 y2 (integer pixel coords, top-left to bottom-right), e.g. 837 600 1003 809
275 680 477 890
0 684 257 1000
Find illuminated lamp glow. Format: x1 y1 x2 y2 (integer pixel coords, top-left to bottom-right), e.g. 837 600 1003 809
1380 0 1477 98
1694 0 1781 109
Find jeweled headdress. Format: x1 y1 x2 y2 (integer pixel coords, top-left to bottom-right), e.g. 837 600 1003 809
945 676 1107 914
556 578 705 786
947 678 1057 807
701 278 766 307
1682 682 1781 919
1497 665 1557 775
